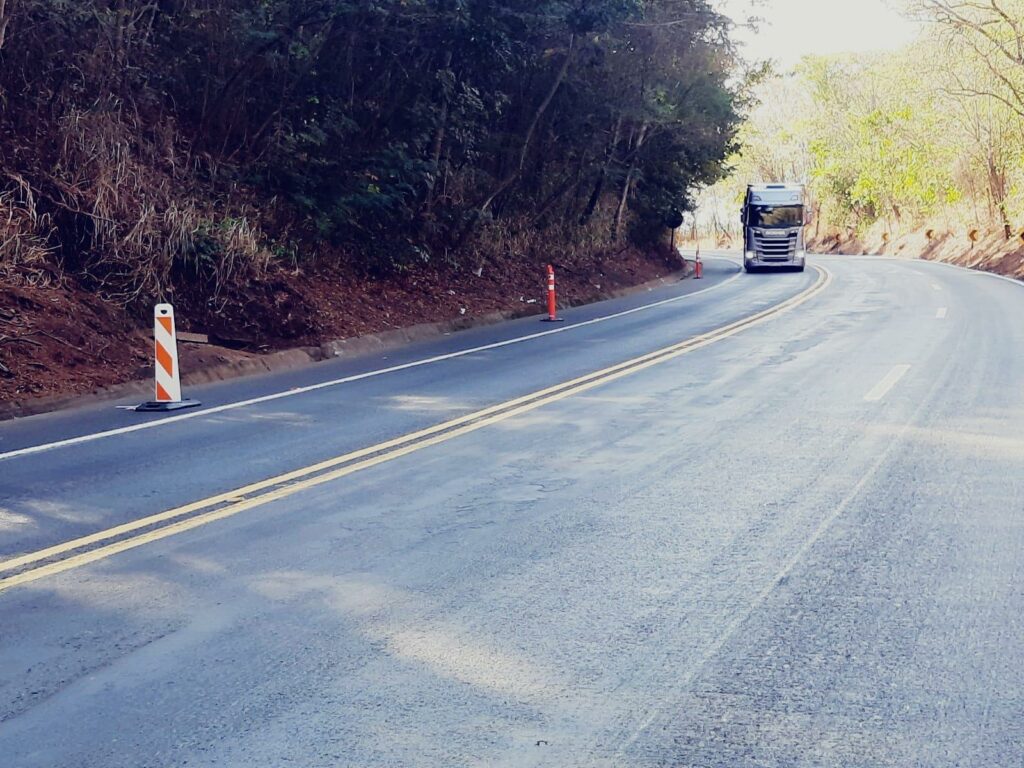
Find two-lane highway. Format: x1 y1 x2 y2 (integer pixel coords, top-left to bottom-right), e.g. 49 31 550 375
1 256 1023 767
0 257 775 560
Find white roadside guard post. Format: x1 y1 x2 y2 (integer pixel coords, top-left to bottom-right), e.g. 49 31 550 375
134 304 202 412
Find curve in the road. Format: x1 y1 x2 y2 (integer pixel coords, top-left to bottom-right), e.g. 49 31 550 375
0 265 744 462
0 264 830 594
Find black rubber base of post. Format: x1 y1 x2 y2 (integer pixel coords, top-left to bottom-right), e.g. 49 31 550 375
541 318 565 323
134 399 202 413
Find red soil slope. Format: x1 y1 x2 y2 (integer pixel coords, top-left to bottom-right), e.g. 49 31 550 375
1 246 683 409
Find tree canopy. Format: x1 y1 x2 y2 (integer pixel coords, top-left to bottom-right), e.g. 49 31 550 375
695 2 1024 244
0 0 742 302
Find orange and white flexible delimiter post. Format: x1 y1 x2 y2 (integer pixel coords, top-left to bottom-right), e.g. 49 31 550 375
133 304 200 412
154 303 182 404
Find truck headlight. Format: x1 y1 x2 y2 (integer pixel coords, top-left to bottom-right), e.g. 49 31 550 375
796 250 806 260
745 251 755 260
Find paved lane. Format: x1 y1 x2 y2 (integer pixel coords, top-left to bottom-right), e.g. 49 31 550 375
0 256 795 559
1 256 1022 767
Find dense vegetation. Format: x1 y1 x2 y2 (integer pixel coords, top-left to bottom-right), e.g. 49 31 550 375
696 0 1024 247
0 0 741 312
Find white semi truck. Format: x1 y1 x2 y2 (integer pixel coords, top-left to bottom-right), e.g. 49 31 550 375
741 184 807 272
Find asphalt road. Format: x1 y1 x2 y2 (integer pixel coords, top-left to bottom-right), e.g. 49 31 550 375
1 255 1022 767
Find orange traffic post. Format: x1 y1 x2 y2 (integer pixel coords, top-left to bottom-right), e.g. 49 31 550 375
134 303 202 412
542 264 563 322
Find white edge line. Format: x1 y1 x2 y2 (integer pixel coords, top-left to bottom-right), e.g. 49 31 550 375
619 375 925 752
864 364 912 403
1 260 747 461
915 257 1024 288
825 253 1024 289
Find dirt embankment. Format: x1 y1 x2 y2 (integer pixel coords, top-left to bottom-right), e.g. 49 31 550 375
812 225 1024 279
678 223 1024 280
0 246 684 412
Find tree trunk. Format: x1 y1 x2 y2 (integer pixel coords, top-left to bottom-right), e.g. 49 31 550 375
987 157 1013 240
423 100 448 214
423 51 454 216
612 173 633 241
534 175 583 224
477 34 576 217
579 114 623 225
0 0 10 52
612 123 648 241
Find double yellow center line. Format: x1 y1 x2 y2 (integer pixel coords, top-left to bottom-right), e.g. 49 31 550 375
0 266 831 593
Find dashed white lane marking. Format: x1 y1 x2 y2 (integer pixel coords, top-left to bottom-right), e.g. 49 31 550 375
865 364 913 402
932 283 943 291
936 307 948 319
0 263 745 462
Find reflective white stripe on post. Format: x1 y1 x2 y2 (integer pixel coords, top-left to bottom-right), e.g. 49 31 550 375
154 304 182 403
546 264 559 321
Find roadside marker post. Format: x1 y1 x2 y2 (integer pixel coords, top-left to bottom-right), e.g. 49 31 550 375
543 264 564 323
694 243 703 280
134 304 201 413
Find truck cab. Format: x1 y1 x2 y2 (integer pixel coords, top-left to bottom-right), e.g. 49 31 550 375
742 184 807 273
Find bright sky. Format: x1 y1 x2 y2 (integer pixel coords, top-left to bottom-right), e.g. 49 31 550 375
721 0 924 70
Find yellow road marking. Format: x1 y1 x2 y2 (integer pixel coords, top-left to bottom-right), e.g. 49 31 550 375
0 267 832 593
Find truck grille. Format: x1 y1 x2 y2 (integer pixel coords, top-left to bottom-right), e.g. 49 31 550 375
754 232 797 260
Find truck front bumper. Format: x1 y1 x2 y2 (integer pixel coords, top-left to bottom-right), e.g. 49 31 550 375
745 254 806 270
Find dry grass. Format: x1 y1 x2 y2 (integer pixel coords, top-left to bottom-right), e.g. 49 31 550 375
30 108 275 306
811 221 1024 279
0 179 58 286
466 205 632 278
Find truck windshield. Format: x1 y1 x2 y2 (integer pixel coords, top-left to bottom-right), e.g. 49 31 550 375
750 205 803 228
